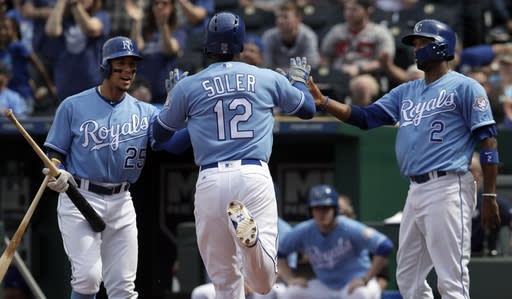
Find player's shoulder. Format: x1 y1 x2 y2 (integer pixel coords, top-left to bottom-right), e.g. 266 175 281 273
124 93 159 112
61 87 97 105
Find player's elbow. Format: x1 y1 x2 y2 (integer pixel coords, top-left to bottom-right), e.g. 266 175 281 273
153 120 174 143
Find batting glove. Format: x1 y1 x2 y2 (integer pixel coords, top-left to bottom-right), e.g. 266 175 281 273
275 68 289 78
165 68 189 93
289 57 311 85
42 168 77 193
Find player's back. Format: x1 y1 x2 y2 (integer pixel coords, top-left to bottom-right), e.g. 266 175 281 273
167 61 304 165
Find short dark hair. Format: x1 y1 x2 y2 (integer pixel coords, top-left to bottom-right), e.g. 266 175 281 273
351 0 373 9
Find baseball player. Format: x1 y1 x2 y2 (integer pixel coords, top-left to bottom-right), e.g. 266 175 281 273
308 19 501 299
278 184 393 299
153 11 316 299
41 36 189 299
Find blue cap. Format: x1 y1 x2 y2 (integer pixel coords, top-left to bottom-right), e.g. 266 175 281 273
244 34 264 53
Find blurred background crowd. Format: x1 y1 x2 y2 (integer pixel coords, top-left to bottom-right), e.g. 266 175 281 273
0 0 510 130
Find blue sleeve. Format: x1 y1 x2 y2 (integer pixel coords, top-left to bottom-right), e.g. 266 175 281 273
153 119 176 143
291 82 316 119
153 127 191 154
347 104 395 129
374 238 393 257
472 124 498 142
459 45 495 68
497 197 512 225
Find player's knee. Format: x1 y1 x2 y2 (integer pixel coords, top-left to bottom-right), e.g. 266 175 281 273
71 268 102 294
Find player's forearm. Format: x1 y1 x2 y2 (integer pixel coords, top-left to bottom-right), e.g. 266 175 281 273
277 258 295 283
480 136 499 194
363 256 389 283
323 97 352 122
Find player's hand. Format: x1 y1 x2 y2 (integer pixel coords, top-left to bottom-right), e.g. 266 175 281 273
289 57 311 85
288 277 308 288
42 168 77 193
165 68 189 93
307 76 328 108
347 277 366 294
481 197 501 230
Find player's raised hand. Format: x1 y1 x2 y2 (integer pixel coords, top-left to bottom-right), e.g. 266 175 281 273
289 57 311 85
307 76 328 108
165 68 189 93
481 197 501 229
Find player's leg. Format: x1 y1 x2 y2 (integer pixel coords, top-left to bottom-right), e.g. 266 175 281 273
191 283 216 299
423 173 475 299
101 193 138 299
57 192 103 296
396 187 434 299
251 281 287 299
195 170 245 299
70 291 96 299
233 163 278 294
341 278 382 299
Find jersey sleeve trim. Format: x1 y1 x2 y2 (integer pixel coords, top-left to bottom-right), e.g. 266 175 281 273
374 102 398 123
156 115 180 132
287 90 305 116
471 120 496 132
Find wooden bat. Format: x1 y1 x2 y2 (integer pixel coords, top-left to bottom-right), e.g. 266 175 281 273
3 109 106 232
0 171 52 283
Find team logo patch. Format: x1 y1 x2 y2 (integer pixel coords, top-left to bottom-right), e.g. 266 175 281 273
362 227 376 240
473 96 489 112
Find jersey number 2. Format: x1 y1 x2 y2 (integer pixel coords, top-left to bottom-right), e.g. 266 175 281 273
430 120 444 143
214 98 254 140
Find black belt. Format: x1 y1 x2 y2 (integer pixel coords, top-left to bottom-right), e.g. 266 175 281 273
410 171 447 184
75 178 130 195
200 159 262 171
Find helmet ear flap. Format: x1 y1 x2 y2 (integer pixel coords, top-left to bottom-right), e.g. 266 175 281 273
100 60 111 78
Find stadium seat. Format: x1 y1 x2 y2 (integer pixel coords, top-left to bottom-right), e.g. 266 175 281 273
215 0 239 11
233 6 274 36
309 66 350 102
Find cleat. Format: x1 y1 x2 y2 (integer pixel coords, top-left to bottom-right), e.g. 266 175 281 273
227 200 258 247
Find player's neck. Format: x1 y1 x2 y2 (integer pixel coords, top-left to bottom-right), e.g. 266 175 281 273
424 64 450 85
99 83 125 101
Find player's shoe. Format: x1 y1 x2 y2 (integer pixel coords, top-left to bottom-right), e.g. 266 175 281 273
227 200 258 247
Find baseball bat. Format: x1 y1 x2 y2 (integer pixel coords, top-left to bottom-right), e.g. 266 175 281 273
3 109 106 232
0 172 52 283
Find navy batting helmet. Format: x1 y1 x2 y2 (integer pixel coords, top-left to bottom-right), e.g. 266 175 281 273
100 36 142 78
205 12 245 55
401 19 455 63
308 184 339 215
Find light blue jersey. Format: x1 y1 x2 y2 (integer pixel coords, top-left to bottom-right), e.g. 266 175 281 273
157 61 306 166
44 87 159 183
279 216 389 289
278 218 298 269
375 71 495 176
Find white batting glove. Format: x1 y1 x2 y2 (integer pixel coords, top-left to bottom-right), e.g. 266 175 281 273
42 168 77 193
288 57 311 85
275 68 288 78
165 68 189 93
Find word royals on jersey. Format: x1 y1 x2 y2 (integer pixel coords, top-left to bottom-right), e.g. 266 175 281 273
400 89 456 127
80 114 151 151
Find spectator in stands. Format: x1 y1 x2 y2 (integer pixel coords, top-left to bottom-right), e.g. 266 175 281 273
239 0 285 13
320 0 394 106
240 34 264 67
348 74 379 107
261 1 319 70
497 47 512 129
0 62 26 117
0 17 55 115
103 0 147 37
278 184 393 299
373 0 417 12
7 0 33 50
21 0 57 91
127 0 185 104
175 0 213 35
45 0 110 102
470 152 512 257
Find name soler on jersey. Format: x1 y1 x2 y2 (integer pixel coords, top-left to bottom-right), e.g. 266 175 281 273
202 73 256 97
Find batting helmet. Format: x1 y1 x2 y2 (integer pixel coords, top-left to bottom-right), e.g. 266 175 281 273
308 185 339 215
205 11 245 55
100 36 142 78
401 19 455 63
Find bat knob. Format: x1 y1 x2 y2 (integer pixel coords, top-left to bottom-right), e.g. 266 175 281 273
3 108 13 118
